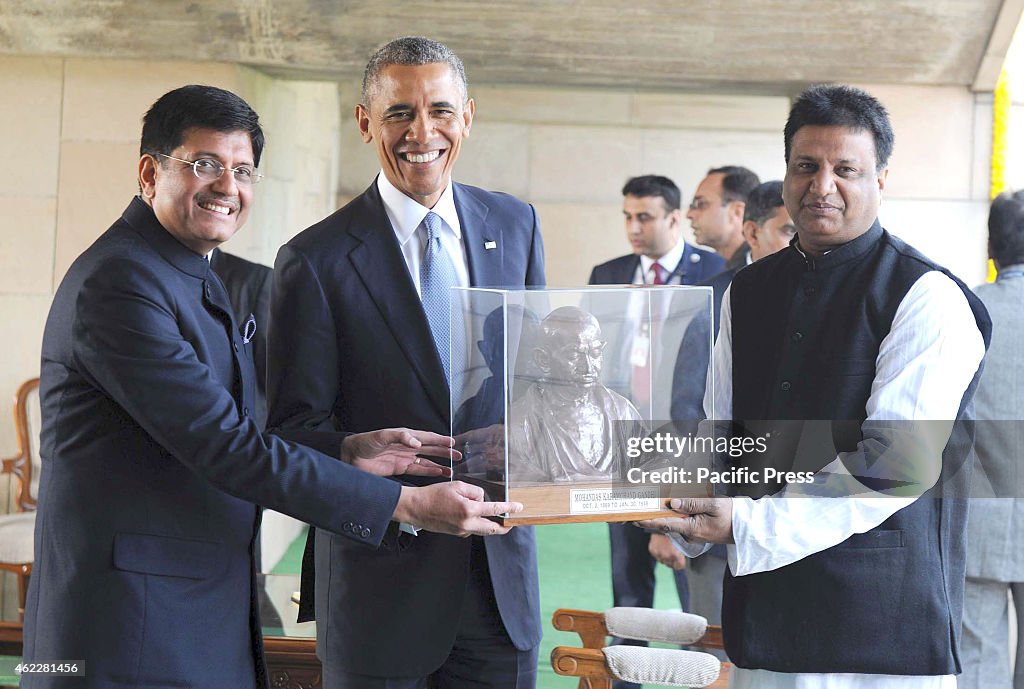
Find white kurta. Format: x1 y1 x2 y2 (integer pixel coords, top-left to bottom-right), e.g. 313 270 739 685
674 269 986 689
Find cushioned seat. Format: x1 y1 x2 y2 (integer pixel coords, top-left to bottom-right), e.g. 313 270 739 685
605 646 720 687
1 377 40 620
550 607 729 689
0 512 36 562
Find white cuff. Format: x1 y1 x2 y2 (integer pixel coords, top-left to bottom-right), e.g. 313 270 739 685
728 496 756 575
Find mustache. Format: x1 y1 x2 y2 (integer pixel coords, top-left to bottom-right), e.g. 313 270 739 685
196 192 240 211
801 196 842 208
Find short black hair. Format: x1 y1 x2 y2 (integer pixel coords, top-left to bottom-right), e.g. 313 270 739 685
784 84 893 171
988 190 1024 268
622 175 681 212
744 181 785 225
141 85 264 166
707 166 760 204
362 36 468 105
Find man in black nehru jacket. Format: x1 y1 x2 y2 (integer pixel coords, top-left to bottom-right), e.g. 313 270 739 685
643 84 991 689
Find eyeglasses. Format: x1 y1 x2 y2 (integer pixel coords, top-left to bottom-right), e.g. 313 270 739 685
157 154 263 185
688 198 734 212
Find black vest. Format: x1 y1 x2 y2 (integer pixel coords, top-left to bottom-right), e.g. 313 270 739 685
723 222 991 674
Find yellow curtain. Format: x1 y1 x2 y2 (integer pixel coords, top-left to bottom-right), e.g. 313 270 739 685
989 68 1010 282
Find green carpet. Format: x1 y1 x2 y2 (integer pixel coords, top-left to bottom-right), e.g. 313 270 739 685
0 655 19 687
0 525 683 688
537 523 682 687
270 526 310 575
273 523 684 687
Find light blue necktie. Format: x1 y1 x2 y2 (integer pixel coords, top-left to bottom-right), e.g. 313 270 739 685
419 211 459 385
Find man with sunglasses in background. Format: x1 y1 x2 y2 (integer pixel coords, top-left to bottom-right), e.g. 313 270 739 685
686 166 760 270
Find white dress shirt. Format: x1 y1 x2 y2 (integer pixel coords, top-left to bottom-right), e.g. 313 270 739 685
635 239 687 285
675 270 985 689
377 172 470 536
377 172 470 291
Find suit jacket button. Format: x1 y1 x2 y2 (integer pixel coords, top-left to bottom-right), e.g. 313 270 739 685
204 283 211 299
342 522 352 532
233 342 239 352
361 528 371 538
242 407 249 417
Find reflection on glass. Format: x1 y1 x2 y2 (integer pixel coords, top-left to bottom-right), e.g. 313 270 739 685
453 304 542 482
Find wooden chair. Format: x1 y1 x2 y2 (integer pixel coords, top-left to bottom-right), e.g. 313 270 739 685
0 378 40 620
551 607 731 689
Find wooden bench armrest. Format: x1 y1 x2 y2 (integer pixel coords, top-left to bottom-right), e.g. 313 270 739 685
551 646 608 677
699 625 724 649
552 607 724 650
551 646 612 689
552 608 609 649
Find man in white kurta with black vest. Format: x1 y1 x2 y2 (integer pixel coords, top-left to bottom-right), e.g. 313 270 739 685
640 84 991 688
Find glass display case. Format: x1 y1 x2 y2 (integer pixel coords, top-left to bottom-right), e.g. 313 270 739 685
450 286 715 525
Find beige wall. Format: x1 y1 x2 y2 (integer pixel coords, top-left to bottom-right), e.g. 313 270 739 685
335 81 792 286
334 80 994 289
0 56 341 607
0 54 341 450
1 60 998 480
868 83 992 286
0 53 1008 613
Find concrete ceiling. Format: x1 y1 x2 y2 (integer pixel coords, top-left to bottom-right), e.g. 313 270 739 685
2 0 1022 94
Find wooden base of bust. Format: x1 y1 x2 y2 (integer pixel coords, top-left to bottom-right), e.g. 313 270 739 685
459 474 711 526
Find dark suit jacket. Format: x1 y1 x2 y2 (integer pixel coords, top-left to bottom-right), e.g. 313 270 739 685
210 248 273 428
670 265 743 563
588 243 724 286
267 180 546 677
671 265 741 425
587 243 725 419
725 242 751 271
24 198 400 689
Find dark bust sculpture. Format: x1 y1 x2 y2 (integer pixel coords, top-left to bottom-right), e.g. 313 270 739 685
509 306 647 482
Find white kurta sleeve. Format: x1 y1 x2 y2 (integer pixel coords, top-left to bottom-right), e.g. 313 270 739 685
723 271 985 576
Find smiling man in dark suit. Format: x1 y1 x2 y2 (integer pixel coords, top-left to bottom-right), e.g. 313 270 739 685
23 85 518 689
268 37 545 689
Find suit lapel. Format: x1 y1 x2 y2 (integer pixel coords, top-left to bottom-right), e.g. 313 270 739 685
669 245 692 284
621 256 641 284
346 185 450 420
455 184 501 287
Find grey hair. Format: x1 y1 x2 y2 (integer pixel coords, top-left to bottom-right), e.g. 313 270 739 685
361 36 468 105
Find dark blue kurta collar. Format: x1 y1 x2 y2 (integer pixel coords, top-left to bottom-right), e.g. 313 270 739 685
793 219 884 271
122 195 212 280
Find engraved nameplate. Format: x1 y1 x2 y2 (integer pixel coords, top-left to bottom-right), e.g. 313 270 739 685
569 487 660 514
